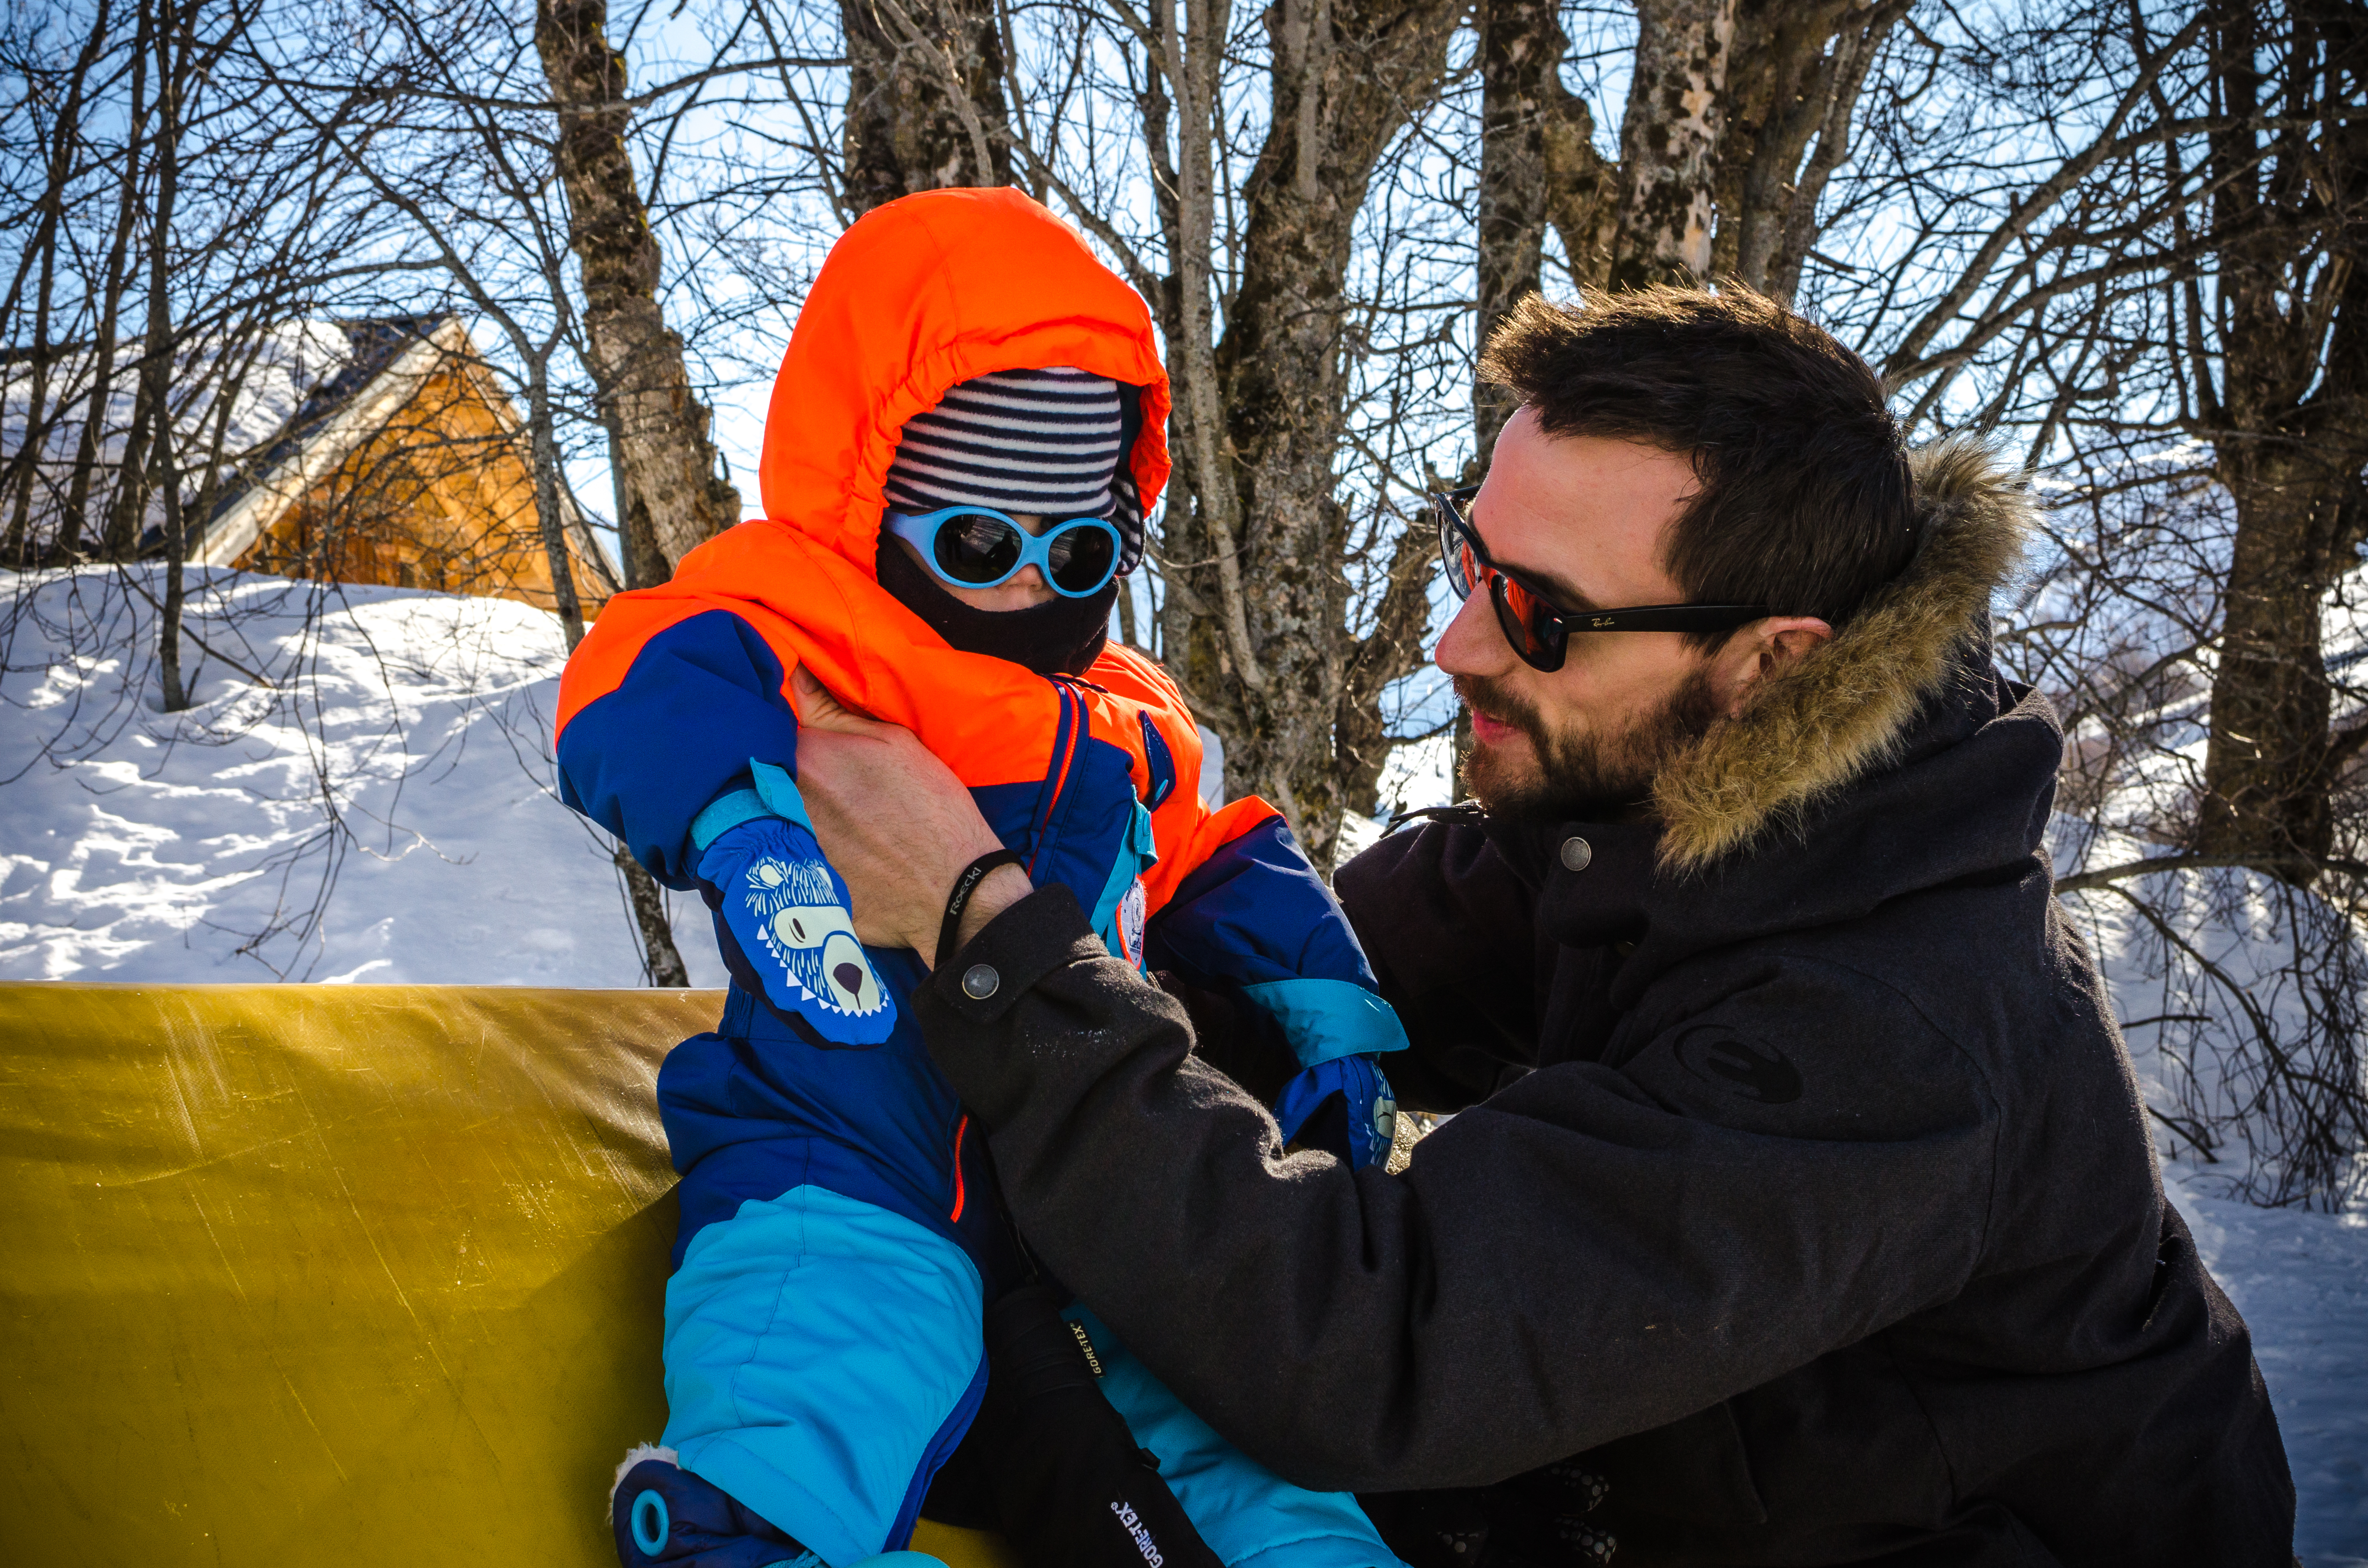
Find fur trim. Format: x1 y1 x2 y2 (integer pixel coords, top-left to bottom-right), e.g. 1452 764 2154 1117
610 1442 679 1509
1651 434 2034 875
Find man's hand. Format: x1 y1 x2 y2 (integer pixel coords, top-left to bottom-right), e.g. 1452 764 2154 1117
791 665 1032 966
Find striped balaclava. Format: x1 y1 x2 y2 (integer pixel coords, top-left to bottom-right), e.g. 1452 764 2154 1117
876 366 1140 675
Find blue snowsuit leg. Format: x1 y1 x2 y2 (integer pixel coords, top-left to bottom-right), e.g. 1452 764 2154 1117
652 977 1402 1568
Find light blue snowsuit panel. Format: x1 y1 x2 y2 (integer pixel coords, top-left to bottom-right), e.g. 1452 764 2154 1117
1067 1307 1409 1568
663 1186 986 1568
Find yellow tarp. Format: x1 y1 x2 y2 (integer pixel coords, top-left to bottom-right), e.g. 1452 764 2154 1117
0 983 1019 1568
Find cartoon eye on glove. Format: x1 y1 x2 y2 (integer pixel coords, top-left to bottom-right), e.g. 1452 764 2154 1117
700 817 897 1044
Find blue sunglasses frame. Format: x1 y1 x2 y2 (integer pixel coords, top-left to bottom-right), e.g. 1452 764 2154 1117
882 506 1123 598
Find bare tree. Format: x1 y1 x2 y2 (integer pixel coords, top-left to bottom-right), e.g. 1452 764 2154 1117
538 0 741 588
532 0 752 986
844 0 1011 210
1473 0 1607 454
146 0 189 710
2184 0 2368 879
1123 0 1463 868
1796 0 2368 1205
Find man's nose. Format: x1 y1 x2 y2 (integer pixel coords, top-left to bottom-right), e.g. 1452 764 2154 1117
1435 592 1512 677
1011 563 1051 591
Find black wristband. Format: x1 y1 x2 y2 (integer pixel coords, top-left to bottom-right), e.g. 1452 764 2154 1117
939 849 1026 968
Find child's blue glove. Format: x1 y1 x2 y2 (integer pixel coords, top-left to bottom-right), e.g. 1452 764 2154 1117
697 815 897 1045
1272 1054 1398 1169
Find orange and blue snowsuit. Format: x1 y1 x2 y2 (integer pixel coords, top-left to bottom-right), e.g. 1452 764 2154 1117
555 189 1406 1568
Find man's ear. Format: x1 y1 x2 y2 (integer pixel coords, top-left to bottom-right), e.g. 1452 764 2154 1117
1703 616 1833 720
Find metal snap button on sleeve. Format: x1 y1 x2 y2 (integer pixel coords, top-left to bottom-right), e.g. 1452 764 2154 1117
1559 835 1593 872
961 963 1000 1000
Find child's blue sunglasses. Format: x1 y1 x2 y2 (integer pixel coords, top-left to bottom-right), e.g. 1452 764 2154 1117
883 506 1122 598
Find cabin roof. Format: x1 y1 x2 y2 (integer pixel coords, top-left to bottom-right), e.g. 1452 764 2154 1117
194 314 451 538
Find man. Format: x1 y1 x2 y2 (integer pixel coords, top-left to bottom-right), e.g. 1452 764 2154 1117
788 286 2296 1564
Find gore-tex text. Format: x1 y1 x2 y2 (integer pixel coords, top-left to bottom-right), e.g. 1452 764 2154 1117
1110 1499 1163 1567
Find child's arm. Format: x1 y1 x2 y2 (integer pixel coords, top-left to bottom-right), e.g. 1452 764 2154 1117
1141 801 1408 1168
555 588 804 889
553 568 892 1041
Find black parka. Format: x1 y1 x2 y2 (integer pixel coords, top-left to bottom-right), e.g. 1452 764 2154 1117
911 439 2294 1565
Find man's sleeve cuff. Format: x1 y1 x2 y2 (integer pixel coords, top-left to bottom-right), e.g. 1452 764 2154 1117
926 882 1103 1025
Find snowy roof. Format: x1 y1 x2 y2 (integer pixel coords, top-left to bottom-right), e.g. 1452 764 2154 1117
185 315 485 568
2 315 616 594
3 318 353 553
191 314 450 555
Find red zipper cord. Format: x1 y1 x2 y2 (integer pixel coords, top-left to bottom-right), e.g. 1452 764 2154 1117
1029 684 1083 878
949 1113 971 1223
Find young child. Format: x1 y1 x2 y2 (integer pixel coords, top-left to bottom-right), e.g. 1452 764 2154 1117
555 187 1407 1568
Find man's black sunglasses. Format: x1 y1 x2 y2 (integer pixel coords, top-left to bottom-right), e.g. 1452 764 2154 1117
1431 485 1768 673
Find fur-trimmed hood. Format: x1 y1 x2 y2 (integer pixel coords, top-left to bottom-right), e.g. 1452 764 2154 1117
1650 434 2036 874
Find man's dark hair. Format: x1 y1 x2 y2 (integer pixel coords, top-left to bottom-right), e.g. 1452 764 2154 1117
1479 284 1916 648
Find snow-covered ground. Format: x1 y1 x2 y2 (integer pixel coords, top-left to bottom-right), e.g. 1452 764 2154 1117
2171 1167 2368 1564
2 564 2362 1555
0 564 721 985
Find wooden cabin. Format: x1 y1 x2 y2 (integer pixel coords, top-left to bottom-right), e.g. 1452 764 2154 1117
187 315 617 615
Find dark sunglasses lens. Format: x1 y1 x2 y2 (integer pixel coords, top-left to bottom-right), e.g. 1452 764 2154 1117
932 513 1024 584
1492 574 1562 669
1440 496 1495 605
1044 524 1116 592
1436 504 1473 600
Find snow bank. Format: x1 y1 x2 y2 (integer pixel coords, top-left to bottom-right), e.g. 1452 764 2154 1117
2171 1164 2368 1564
0 564 720 985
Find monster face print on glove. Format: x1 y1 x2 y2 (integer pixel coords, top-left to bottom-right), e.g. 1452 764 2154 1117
699 815 897 1044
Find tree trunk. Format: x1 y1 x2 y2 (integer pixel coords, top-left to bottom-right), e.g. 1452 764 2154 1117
597 399 661 590
1335 520 1440 822
841 0 1011 214
1476 0 1891 424
617 839 692 985
2193 0 2368 879
1710 0 1908 303
534 0 720 985
147 0 189 713
526 366 585 651
99 388 155 563
1474 0 1606 455
1159 0 1463 870
2201 451 2355 870
535 0 739 580
1609 0 1739 288
56 82 146 564
156 434 189 712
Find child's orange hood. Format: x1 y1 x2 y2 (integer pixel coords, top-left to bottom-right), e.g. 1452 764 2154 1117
757 186 1171 576
557 189 1269 918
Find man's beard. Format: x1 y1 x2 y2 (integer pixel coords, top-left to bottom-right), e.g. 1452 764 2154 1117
1455 667 1721 821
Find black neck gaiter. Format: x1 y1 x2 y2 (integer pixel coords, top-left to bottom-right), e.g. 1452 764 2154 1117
876 537 1116 677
